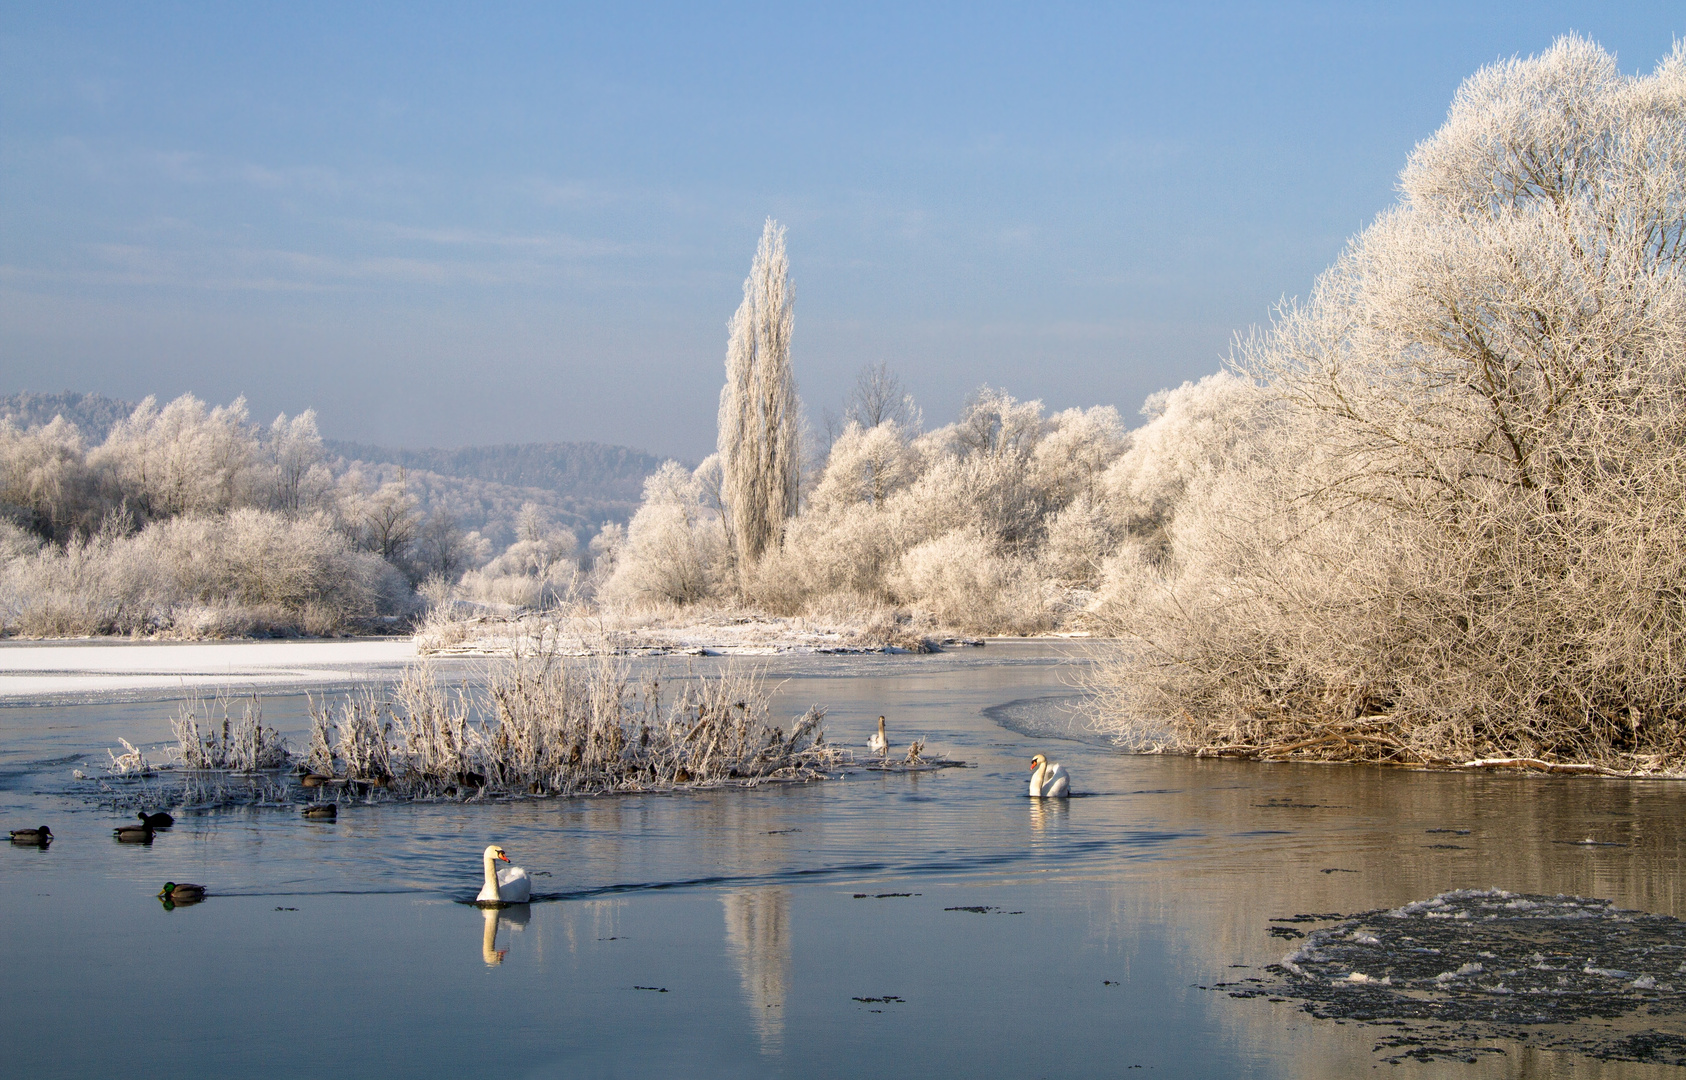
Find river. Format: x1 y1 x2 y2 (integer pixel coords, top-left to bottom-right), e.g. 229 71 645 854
2 640 1683 1077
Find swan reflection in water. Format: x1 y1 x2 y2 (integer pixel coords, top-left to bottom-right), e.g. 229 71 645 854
480 903 532 966
1029 793 1070 833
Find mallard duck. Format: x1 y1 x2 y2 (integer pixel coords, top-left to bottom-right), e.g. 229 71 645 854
476 844 531 905
1029 753 1071 798
8 825 51 845
113 821 154 842
157 882 205 903
300 773 330 788
139 811 174 828
301 804 337 820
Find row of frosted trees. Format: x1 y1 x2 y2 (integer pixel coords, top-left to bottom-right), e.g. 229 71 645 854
596 218 1232 634
0 398 428 635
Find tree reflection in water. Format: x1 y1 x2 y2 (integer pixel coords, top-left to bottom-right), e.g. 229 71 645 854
722 888 791 1053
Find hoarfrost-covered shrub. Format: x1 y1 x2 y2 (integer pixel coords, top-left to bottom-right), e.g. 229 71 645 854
455 502 580 610
892 528 1051 635
1030 406 1128 508
809 421 917 513
1042 495 1122 585
773 501 902 602
0 509 403 637
1098 372 1266 532
601 462 727 607
0 417 95 540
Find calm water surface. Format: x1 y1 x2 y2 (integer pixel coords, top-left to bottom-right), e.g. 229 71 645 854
3 641 1685 1078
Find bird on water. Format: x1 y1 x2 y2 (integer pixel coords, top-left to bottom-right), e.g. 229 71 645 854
157 882 205 904
476 844 532 906
868 716 889 759
1028 753 1071 798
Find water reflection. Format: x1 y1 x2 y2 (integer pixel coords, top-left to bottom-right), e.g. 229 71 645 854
16 643 1686 1076
480 904 530 966
721 888 790 1053
1027 794 1069 833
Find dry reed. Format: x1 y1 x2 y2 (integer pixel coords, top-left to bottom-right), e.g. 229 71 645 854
113 649 842 806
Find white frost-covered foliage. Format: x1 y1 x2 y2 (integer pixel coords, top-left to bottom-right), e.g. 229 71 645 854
0 509 405 637
455 502 579 609
0 392 419 636
91 395 260 519
612 379 1146 626
1098 37 1686 769
718 219 800 571
601 461 727 606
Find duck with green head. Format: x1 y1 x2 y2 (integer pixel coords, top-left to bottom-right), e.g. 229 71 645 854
157 882 205 906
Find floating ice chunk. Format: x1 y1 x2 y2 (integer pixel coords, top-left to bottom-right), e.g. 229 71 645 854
1632 976 1657 989
1434 962 1485 983
1340 972 1391 985
1348 931 1381 946
1584 966 1631 978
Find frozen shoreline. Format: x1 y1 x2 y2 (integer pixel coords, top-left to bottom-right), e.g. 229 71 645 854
0 639 419 703
414 610 1012 657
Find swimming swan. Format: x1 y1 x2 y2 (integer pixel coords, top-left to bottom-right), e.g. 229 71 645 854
476 844 531 906
868 716 888 758
1029 754 1071 798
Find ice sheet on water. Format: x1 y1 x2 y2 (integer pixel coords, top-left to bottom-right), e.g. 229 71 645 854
1228 889 1686 1065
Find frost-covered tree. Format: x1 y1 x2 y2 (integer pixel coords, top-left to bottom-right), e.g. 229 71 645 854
809 421 917 513
92 394 259 520
845 361 921 432
718 219 800 569
0 417 93 540
1100 36 1686 768
264 410 329 514
343 470 420 563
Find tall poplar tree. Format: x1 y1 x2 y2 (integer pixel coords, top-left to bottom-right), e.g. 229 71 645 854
717 219 799 569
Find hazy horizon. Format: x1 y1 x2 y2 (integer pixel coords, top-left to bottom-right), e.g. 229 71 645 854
3 3 1680 459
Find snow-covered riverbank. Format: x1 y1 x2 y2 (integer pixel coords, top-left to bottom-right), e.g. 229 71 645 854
414 608 1003 657
0 639 418 703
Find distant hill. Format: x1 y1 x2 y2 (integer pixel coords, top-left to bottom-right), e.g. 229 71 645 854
0 390 671 541
322 440 669 511
0 390 134 443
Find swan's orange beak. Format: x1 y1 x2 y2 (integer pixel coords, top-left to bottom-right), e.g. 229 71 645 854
497 852 510 862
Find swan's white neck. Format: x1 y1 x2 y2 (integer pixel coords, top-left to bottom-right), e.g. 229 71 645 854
483 850 501 901
1030 761 1046 797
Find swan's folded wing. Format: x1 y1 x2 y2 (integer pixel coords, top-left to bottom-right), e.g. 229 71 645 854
496 865 533 903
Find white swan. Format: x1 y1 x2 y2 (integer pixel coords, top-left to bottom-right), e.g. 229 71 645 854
1028 753 1070 798
476 844 531 905
867 715 888 758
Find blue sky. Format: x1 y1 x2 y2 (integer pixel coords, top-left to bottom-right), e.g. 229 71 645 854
1 3 1680 458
